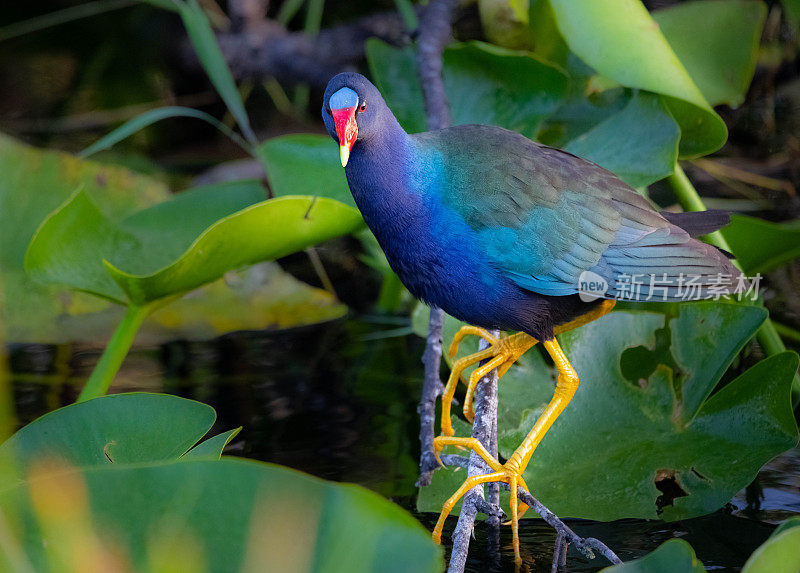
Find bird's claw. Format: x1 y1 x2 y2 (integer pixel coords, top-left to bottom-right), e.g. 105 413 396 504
431 441 531 566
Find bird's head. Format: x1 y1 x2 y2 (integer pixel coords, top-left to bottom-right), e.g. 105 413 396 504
322 72 386 167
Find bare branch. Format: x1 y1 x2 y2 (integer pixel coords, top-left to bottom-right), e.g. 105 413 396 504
447 335 500 573
417 307 445 486
182 10 413 88
415 0 458 488
515 487 623 566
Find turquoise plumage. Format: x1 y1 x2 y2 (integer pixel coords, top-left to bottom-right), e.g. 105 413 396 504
321 72 741 340
321 72 745 565
414 124 738 300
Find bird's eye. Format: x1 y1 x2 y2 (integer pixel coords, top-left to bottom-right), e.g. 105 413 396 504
358 101 367 113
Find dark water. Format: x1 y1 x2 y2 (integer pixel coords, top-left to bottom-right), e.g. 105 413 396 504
9 316 800 572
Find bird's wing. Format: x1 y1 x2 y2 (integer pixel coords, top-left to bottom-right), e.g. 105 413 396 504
415 125 739 299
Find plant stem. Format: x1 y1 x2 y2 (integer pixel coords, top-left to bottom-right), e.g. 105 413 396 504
773 321 800 344
0 330 13 443
393 0 419 31
668 162 800 406
376 271 405 313
77 304 151 403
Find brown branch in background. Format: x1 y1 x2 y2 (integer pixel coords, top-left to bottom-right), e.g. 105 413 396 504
415 0 457 487
414 2 505 568
182 10 413 88
416 0 457 130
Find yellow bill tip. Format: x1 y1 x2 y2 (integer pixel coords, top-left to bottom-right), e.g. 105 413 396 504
340 145 350 167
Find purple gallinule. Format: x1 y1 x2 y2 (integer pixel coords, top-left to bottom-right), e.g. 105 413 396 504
322 72 741 564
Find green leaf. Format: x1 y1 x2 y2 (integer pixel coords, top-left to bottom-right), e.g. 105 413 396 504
176 0 256 143
548 0 728 157
564 91 680 187
79 106 251 158
722 215 800 275
783 0 800 26
106 196 364 305
257 134 356 207
145 262 348 339
0 133 168 342
366 39 569 137
600 539 705 572
183 428 241 459
0 459 442 572
654 0 767 107
365 39 428 134
442 41 569 138
742 518 800 573
0 136 340 344
0 394 441 573
417 303 799 521
0 133 168 272
0 393 217 469
25 188 364 305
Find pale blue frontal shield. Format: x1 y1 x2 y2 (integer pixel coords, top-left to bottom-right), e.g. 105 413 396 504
330 87 359 110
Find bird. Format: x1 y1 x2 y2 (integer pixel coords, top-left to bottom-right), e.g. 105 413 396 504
321 72 742 564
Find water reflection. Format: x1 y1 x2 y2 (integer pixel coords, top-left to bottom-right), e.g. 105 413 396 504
9 317 800 571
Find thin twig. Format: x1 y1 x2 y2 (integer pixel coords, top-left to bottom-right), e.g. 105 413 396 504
515 487 622 565
551 532 565 573
416 0 457 130
415 0 457 488
412 0 620 569
417 307 446 486
448 335 501 573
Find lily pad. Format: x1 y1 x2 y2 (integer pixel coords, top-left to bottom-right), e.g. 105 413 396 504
366 39 569 137
0 134 334 344
416 303 799 521
25 188 364 306
0 133 168 272
654 0 766 108
548 0 727 157
564 91 680 188
0 133 168 343
258 134 355 207
600 539 705 572
722 214 800 275
0 394 442 573
0 393 224 470
0 460 442 573
741 516 800 573
145 262 347 340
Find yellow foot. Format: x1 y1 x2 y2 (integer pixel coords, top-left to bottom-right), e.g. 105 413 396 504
431 436 530 565
438 328 538 437
431 337 587 567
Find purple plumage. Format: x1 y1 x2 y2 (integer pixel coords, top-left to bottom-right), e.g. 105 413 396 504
322 73 742 341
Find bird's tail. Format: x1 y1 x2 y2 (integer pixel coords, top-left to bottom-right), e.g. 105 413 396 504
660 209 730 238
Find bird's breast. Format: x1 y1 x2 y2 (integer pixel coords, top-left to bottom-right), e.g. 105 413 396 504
348 171 514 328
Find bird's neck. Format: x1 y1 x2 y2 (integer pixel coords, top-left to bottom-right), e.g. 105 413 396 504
344 120 425 232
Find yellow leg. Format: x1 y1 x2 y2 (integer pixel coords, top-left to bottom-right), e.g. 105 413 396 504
431 300 617 565
431 471 506 543
432 338 581 565
442 330 538 429
440 345 498 437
